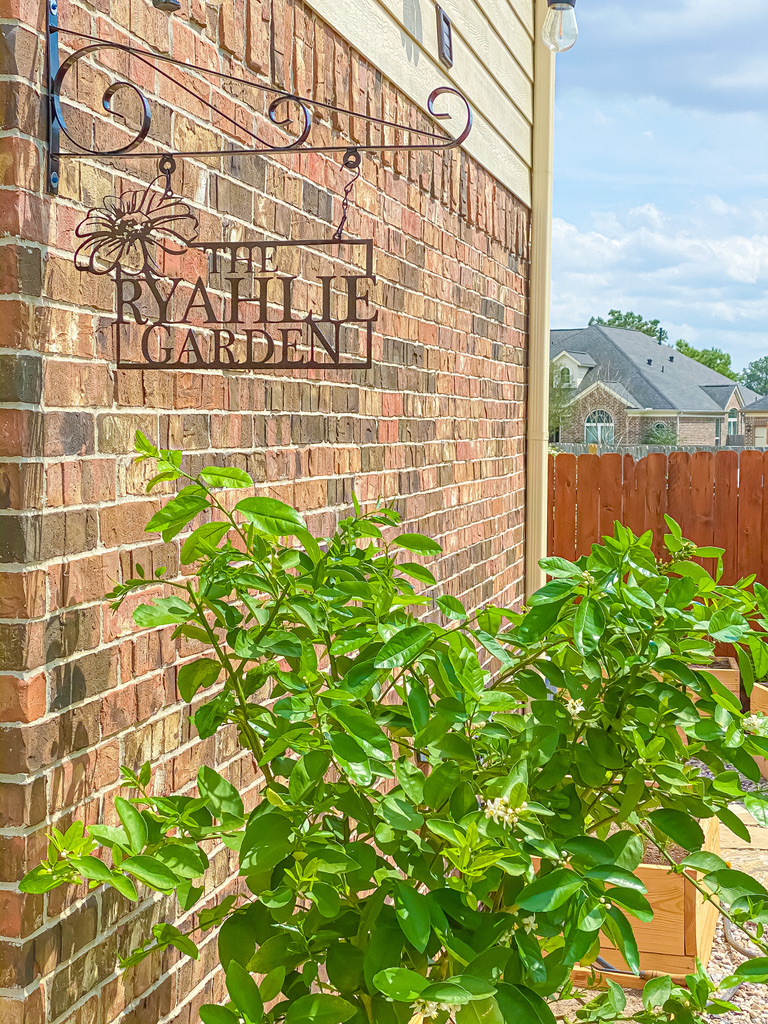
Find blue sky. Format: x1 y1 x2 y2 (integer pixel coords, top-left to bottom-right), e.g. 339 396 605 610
551 0 768 371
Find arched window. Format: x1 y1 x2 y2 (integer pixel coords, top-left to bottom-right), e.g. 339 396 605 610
728 410 738 436
585 410 614 445
559 366 572 385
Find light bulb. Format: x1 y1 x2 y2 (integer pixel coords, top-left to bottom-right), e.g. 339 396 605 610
543 1 578 52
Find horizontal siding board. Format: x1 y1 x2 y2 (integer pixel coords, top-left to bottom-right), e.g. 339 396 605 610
304 0 533 204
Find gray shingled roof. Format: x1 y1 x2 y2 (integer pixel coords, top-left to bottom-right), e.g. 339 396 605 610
745 395 768 412
551 325 760 412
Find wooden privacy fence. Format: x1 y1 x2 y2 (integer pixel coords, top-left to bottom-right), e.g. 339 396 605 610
547 450 768 585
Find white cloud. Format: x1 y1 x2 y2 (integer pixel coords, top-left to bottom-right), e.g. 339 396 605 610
551 209 768 367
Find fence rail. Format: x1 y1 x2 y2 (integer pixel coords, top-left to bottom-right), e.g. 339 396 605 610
548 450 768 584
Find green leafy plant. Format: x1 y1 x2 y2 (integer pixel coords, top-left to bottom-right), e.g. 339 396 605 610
22 436 768 1024
641 423 678 446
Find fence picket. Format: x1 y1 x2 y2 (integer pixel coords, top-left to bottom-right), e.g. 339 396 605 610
739 451 764 582
667 452 691 540
576 454 601 557
714 450 738 583
598 453 623 543
547 449 768 586
690 452 715 576
553 453 577 562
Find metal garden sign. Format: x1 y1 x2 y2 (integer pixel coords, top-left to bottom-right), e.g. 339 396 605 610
46 0 472 371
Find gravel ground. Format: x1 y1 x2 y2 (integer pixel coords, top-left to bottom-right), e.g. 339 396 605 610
704 919 768 1024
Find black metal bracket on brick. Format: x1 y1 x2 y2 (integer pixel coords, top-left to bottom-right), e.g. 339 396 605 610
45 0 473 195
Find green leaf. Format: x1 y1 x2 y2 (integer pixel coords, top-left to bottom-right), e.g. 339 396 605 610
704 868 768 903
284 994 356 1024
110 873 138 900
517 869 584 912
178 658 221 703
200 466 253 489
397 562 437 586
393 882 431 952
648 809 705 851
19 865 67 894
226 961 263 1022
122 856 178 892
745 793 768 829
495 984 556 1024
373 967 428 1002
393 533 442 557
437 595 467 620
709 608 750 642
198 766 244 821
259 965 286 1003
200 1007 239 1024
374 625 432 669
573 598 605 654
145 486 210 541
456 999 504 1024
720 957 768 986
717 805 752 842
69 856 114 883
603 906 640 975
585 866 646 892
235 496 306 536
181 522 231 564
329 705 391 759
642 975 672 1010
133 596 191 628
115 797 148 855
154 841 207 879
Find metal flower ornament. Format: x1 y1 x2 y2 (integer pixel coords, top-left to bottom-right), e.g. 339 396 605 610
74 169 198 277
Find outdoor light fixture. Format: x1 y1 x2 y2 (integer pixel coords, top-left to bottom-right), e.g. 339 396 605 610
152 0 181 12
543 0 578 52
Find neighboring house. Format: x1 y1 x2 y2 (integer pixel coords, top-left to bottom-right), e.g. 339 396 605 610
743 395 768 446
551 325 761 446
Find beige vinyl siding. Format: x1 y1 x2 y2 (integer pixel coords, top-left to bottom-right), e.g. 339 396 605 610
304 0 534 205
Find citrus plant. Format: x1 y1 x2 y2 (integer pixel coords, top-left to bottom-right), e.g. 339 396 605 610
21 435 768 1024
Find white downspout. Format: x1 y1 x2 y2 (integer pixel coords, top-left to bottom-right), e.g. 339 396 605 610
525 0 556 598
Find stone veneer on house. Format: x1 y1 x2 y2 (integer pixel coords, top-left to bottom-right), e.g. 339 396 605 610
0 1 531 1021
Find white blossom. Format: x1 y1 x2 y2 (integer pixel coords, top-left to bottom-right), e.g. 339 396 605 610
410 1000 457 1022
483 796 527 829
563 694 585 717
744 713 768 737
521 915 538 935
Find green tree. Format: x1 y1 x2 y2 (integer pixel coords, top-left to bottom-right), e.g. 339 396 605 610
549 364 575 439
675 340 740 381
742 355 768 395
589 309 668 344
21 437 768 1024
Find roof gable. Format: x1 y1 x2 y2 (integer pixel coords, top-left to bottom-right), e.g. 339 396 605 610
551 326 760 413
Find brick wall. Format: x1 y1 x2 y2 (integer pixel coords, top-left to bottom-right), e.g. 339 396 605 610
678 416 720 446
560 384 629 444
0 1 530 1021
745 415 768 445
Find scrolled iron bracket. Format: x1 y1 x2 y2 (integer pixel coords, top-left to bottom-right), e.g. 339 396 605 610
45 6 473 195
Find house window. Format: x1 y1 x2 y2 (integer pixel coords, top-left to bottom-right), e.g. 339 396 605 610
728 410 738 436
585 410 614 445
559 366 571 385
715 419 721 446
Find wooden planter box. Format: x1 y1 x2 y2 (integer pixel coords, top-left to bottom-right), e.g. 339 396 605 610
750 681 768 779
572 816 720 990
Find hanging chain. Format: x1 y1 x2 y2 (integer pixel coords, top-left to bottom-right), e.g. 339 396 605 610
332 148 361 241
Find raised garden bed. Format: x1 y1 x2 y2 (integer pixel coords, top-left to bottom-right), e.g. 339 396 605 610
572 815 721 990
